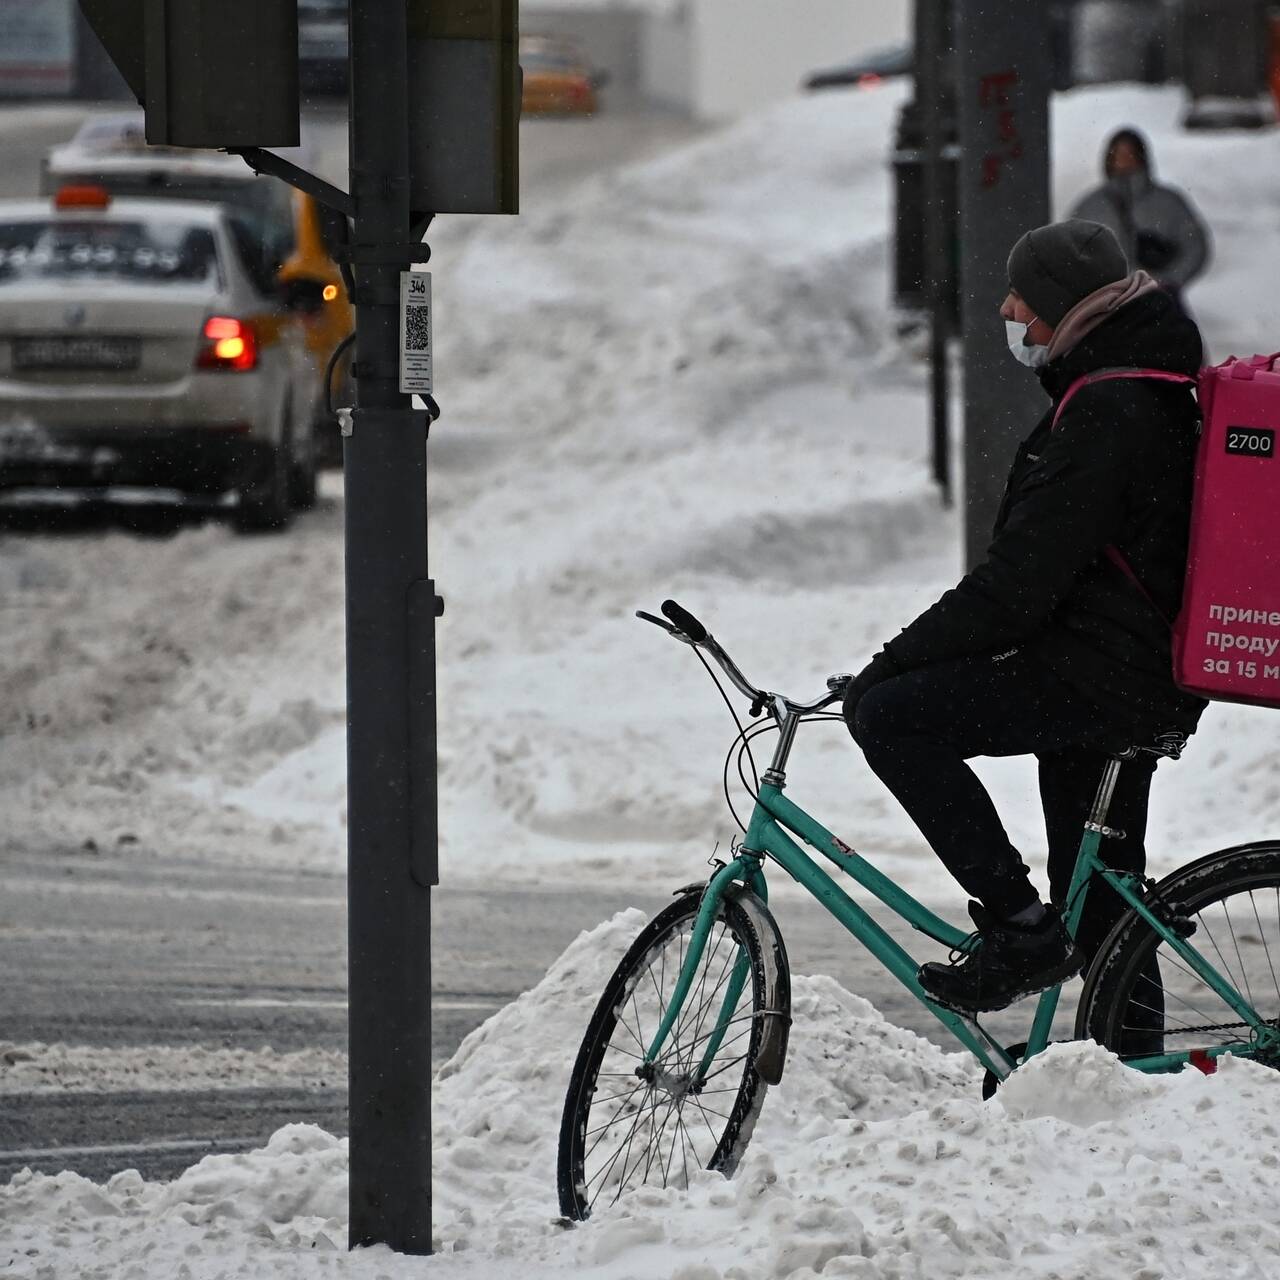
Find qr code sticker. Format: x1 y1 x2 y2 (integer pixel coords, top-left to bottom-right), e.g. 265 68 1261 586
405 306 430 352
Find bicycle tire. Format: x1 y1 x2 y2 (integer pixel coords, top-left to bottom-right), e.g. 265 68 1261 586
557 889 781 1221
1076 842 1280 1065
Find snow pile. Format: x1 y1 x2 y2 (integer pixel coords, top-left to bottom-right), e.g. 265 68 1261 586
1 84 1279 893
0 1042 347 1094
3 914 1279 1278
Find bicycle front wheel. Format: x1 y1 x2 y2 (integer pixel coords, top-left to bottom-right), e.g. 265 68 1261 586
557 889 780 1221
1077 843 1280 1066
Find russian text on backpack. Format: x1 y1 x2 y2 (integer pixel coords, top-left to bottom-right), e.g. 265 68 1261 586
1052 354 1280 709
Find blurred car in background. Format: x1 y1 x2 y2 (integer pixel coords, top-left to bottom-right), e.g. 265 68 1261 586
804 43 912 91
292 6 607 117
520 35 607 116
42 115 352 453
0 189 323 531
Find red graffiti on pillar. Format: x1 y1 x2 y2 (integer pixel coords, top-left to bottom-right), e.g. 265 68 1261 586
977 70 1022 187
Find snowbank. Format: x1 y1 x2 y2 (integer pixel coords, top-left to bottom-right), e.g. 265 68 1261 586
1 83 1279 894
3 915 1278 1278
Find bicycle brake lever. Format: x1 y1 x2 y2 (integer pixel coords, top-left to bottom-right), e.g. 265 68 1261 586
749 694 767 717
636 610 677 633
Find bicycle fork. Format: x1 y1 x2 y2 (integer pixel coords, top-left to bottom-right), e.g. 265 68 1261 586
642 855 788 1087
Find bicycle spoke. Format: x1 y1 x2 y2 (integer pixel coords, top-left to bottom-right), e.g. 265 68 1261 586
1194 911 1247 1005
680 934 740 1071
688 1092 721 1152
1122 995 1219 1035
680 1105 707 1169
583 1086 647 1143
631 1090 679 1199
583 1082 648 1163
1248 888 1280 1006
674 924 729 1072
587 1086 650 1109
588 1085 655 1205
1221 898 1256 1008
658 1104 683 1190
669 1011 759 1058
612 970 651 1056
591 1085 661 1209
686 1099 732 1121
676 1110 693 1189
1153 949 1239 1025
691 1049 750 1087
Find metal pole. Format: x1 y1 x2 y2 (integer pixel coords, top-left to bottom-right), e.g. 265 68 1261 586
346 0 435 1254
918 0 951 505
955 0 1051 569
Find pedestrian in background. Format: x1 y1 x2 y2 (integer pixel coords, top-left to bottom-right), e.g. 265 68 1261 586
1069 127 1211 317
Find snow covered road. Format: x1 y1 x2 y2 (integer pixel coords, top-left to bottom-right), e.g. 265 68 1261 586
0 841 1045 1181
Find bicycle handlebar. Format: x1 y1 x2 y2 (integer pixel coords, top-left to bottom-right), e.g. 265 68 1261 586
637 600 848 717
660 599 708 643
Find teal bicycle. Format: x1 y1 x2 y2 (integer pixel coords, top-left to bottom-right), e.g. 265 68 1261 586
557 600 1280 1220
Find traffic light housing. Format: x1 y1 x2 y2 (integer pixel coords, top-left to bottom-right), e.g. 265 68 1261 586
408 0 519 214
78 0 299 149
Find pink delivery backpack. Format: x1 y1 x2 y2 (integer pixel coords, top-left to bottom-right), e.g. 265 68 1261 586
1052 353 1280 708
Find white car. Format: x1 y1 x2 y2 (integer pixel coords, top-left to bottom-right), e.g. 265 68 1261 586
0 188 322 530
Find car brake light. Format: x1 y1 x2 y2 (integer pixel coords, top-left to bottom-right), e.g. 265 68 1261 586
196 316 258 371
54 185 112 210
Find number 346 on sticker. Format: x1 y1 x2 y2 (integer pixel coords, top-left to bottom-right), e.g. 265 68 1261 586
399 270 432 395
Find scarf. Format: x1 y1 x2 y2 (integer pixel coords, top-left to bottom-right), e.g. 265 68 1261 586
1046 270 1161 364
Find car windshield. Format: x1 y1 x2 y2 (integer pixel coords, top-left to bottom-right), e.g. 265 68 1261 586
0 219 221 286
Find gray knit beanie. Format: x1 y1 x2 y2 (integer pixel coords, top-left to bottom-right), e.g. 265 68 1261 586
1007 220 1129 327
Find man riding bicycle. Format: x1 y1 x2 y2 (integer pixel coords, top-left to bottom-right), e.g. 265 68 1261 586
844 219 1206 1015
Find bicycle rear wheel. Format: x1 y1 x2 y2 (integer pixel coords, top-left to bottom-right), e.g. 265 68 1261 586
557 889 781 1221
1077 843 1280 1065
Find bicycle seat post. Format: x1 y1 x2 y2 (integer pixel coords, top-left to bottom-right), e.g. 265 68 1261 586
1085 756 1126 836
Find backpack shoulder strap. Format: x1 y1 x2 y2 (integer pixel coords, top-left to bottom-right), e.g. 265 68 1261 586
1051 367 1198 432
1050 367 1197 630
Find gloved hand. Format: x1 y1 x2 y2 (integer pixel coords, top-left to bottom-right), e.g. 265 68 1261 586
841 647 902 729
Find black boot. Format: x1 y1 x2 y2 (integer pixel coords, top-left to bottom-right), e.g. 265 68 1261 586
919 901 1083 1014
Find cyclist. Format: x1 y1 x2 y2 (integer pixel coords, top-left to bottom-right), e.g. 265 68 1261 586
843 219 1206 1016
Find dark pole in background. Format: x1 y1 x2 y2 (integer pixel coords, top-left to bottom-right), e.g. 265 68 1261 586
917 0 951 505
955 0 1051 570
345 0 436 1254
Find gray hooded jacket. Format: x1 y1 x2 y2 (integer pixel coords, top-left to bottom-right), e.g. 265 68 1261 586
1069 170 1211 292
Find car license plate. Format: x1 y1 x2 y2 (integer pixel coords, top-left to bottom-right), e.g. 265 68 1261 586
12 335 141 372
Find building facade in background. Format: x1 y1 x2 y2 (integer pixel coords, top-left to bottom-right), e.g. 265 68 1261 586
0 0 75 98
522 0 910 120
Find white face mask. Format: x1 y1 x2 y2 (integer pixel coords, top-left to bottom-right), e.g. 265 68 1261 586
1005 319 1050 369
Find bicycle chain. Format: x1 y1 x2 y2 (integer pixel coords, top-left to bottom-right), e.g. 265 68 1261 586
1163 1021 1252 1036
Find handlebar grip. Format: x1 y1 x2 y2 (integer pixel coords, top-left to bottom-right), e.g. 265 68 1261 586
661 599 708 643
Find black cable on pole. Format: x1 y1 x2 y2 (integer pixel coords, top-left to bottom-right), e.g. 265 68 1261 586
324 330 356 417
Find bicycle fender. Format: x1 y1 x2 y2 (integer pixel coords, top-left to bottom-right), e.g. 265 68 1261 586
723 884 792 1086
669 879 792 1085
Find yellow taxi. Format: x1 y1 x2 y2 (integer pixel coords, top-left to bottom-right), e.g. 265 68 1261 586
521 36 605 116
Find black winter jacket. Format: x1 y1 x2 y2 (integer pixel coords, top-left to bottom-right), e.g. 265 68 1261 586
883 289 1208 736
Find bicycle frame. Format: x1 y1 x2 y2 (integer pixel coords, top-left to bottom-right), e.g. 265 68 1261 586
644 768 1276 1085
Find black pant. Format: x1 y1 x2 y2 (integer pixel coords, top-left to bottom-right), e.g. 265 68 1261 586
848 649 1156 956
